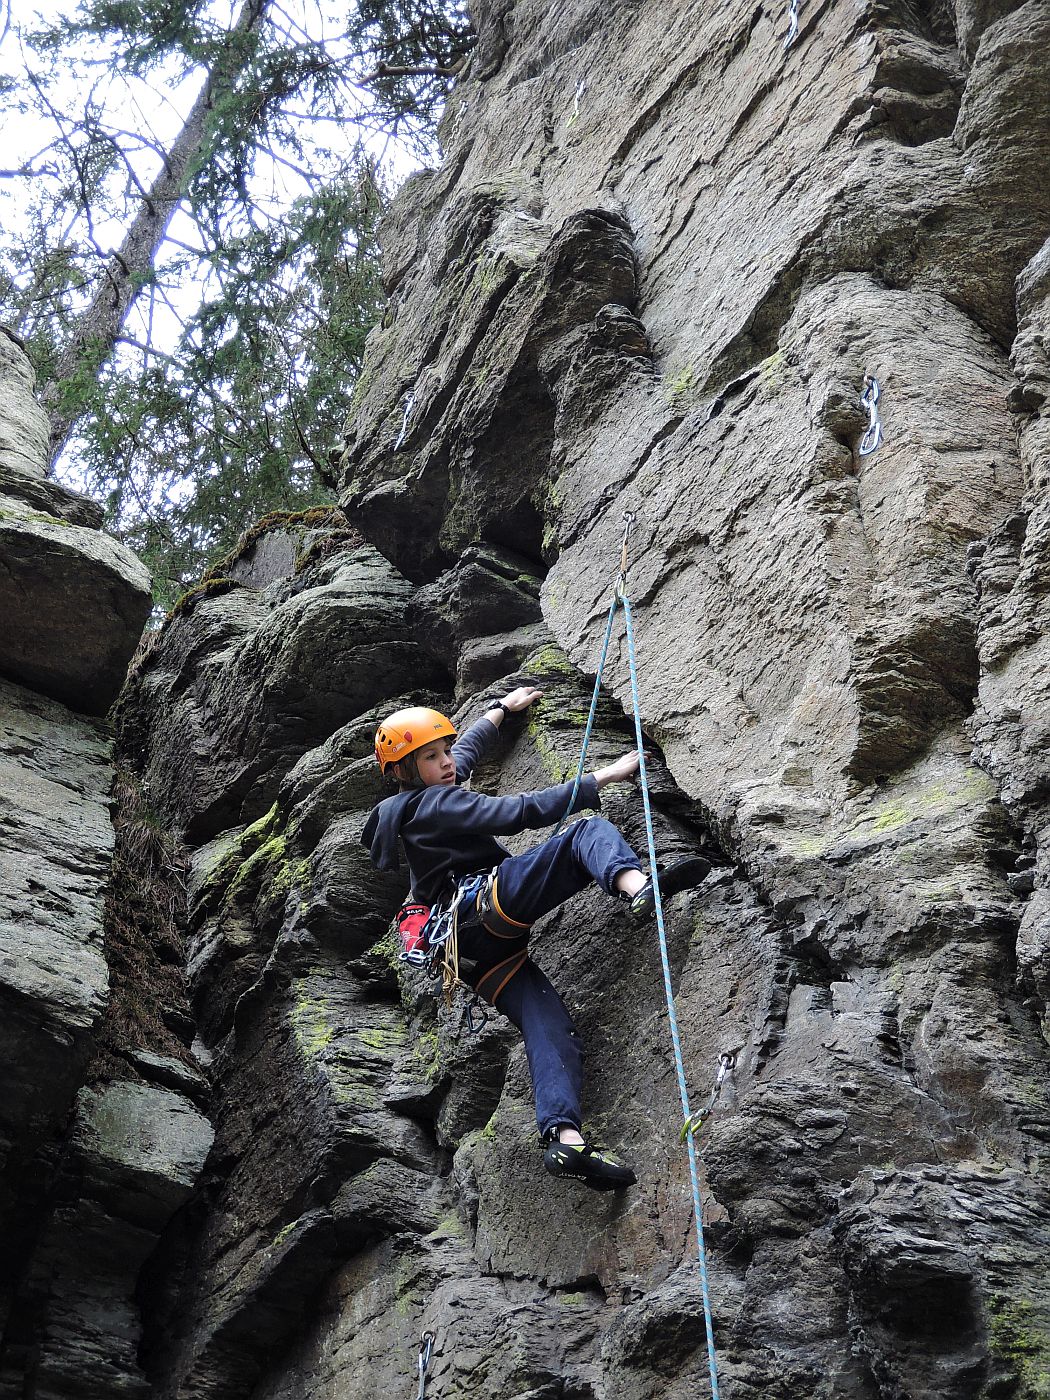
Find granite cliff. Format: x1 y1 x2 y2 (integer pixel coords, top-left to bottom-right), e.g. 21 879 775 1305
2 0 1050 1395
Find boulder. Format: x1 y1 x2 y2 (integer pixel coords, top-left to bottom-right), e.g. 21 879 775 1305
0 335 151 713
0 510 153 714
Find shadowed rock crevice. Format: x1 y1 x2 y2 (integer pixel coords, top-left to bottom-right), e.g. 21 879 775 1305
343 204 643 583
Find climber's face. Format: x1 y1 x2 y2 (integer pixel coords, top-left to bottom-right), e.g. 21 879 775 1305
407 737 456 787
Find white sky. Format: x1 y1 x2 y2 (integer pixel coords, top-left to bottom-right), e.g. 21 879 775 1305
0 0 425 494
2 0 420 325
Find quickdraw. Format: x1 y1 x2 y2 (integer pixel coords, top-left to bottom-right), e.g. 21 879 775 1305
784 0 800 47
416 1331 434 1400
859 374 883 456
680 1052 736 1141
393 389 417 451
567 77 588 127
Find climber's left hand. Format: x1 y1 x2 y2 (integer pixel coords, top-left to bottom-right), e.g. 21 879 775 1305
500 686 543 712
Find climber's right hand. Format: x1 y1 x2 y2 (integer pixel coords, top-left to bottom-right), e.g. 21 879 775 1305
593 751 640 788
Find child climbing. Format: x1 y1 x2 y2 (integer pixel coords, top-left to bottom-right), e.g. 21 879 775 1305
361 689 710 1189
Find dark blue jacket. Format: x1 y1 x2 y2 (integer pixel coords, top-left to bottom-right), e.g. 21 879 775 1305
361 717 600 905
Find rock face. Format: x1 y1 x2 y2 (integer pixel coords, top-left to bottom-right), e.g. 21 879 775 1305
17 1082 214 1400
0 337 211 1399
120 579 738 1400
0 677 113 1270
317 0 1047 1394
0 329 152 714
4 0 1050 1396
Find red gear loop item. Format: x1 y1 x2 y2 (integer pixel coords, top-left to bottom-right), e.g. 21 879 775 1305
395 902 431 959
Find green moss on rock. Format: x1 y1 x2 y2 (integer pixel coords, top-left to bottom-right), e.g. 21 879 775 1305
271 1220 297 1250
202 506 346 583
663 362 699 407
525 711 567 782
196 804 311 915
987 1296 1050 1397
0 508 75 528
527 643 574 677
197 804 312 911
356 1025 401 1052
425 1211 466 1242
290 993 336 1058
168 576 241 622
412 1028 441 1079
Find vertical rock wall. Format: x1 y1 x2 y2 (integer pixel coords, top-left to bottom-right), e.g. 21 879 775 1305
0 334 214 1399
318 0 1050 1394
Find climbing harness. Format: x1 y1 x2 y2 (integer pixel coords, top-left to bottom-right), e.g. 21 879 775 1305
394 390 417 451
859 375 883 456
784 0 800 47
560 509 726 1400
477 870 532 940
395 872 493 1033
396 867 533 1032
416 1331 434 1400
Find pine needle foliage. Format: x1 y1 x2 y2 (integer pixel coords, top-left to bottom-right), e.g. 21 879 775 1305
0 0 473 607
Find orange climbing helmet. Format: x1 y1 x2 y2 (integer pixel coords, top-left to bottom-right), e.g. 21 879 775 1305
374 706 457 774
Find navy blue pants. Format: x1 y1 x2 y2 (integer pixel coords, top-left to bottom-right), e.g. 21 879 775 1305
457 817 642 1138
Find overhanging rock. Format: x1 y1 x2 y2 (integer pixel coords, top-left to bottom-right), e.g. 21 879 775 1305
0 334 152 714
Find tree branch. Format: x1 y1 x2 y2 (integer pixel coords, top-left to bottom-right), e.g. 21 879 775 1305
368 63 461 79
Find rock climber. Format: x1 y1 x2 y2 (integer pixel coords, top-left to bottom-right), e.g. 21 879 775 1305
361 689 709 1190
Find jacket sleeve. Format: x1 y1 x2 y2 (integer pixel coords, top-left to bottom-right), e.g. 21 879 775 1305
451 717 502 782
425 774 600 836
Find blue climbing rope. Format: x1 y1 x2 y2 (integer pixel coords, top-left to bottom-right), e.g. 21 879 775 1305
622 591 721 1400
557 590 619 832
560 513 722 1399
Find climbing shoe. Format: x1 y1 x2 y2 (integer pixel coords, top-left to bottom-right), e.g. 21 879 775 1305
629 855 711 919
542 1140 637 1191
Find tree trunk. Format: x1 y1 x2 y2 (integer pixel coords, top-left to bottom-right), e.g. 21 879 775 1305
41 0 268 462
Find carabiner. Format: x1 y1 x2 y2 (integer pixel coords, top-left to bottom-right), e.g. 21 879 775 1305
465 997 490 1035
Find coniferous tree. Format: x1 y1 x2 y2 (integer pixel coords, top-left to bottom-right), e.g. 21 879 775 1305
0 0 473 605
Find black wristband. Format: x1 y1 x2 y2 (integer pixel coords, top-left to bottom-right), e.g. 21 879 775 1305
490 700 510 717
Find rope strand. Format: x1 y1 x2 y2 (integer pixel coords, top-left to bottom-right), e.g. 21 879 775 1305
557 512 722 1397
622 593 721 1399
557 591 619 833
